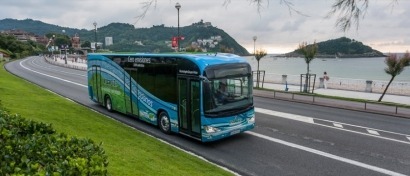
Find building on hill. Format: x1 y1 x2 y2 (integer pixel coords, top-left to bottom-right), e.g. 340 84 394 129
192 20 212 28
105 37 113 46
1 29 48 45
71 34 81 49
0 49 11 60
35 35 48 45
1 29 32 42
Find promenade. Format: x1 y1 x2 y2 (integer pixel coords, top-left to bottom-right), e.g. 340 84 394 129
260 83 410 106
45 56 410 117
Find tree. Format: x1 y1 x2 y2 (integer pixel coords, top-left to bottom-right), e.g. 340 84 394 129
378 52 410 102
46 33 71 48
0 34 43 59
254 49 267 88
299 41 318 75
298 41 318 92
81 41 91 48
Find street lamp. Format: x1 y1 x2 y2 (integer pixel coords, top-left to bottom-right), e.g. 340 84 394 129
253 36 257 55
51 35 55 58
175 2 181 52
62 30 67 64
93 21 97 52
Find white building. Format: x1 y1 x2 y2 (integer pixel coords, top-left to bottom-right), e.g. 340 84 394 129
105 37 113 46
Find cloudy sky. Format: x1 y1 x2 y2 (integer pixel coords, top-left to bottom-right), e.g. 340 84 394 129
2 0 409 54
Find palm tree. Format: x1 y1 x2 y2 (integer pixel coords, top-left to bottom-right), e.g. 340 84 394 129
298 41 318 92
378 51 410 102
255 49 267 88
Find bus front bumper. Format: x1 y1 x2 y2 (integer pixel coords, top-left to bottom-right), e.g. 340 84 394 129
201 122 255 142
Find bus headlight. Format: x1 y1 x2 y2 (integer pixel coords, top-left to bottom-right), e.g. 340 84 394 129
204 126 221 133
247 115 255 123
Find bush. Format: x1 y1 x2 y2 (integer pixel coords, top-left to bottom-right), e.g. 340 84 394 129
0 108 108 175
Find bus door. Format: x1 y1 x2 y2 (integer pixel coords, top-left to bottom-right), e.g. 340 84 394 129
91 65 102 103
125 68 139 117
178 77 201 138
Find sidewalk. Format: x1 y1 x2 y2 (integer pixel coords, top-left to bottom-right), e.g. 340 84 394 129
45 56 87 70
47 56 409 105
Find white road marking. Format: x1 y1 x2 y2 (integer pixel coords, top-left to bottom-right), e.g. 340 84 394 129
255 107 410 145
32 58 87 77
333 123 344 128
247 131 406 176
20 59 87 88
367 129 380 136
255 107 314 123
406 136 410 141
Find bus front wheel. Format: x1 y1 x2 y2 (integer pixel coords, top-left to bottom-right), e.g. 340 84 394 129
158 111 171 134
105 96 113 112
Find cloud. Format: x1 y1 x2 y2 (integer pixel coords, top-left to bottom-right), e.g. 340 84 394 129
280 18 306 32
1 0 409 53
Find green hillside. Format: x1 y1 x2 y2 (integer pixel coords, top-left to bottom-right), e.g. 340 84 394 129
287 37 384 58
0 33 44 59
0 18 249 55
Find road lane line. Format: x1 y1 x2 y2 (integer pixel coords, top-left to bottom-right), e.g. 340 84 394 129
333 123 344 128
255 107 314 123
19 59 87 88
367 129 380 136
255 107 410 145
31 57 86 77
246 131 406 176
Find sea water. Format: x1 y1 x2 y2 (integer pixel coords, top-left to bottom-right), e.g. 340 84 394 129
245 56 410 82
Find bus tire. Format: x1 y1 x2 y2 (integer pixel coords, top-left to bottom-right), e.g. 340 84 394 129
105 95 113 112
158 111 171 134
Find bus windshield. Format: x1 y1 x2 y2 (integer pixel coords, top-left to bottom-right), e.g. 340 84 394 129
203 76 252 116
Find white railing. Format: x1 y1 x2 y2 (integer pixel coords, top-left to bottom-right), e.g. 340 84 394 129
253 73 410 96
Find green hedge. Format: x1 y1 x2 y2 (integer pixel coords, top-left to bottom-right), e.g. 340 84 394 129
0 107 108 175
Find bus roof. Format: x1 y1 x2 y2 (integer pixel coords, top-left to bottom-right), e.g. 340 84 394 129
88 52 248 70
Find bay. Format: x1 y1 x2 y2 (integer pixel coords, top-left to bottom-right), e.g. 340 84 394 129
244 56 410 82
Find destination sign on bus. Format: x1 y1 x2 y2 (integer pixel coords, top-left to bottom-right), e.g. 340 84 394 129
128 57 151 63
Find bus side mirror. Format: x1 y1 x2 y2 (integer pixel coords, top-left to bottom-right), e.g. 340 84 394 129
199 75 210 83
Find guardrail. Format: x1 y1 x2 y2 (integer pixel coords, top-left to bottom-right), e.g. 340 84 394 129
253 73 410 96
253 89 410 118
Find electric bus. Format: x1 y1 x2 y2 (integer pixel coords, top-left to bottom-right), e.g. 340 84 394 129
87 53 254 142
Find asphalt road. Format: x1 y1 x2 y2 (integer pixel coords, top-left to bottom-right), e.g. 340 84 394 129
5 56 410 176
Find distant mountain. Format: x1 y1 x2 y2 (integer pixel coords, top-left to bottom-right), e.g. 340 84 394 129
286 37 384 58
0 18 88 36
0 18 250 55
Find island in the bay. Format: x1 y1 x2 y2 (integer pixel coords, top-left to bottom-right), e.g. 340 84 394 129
283 37 385 58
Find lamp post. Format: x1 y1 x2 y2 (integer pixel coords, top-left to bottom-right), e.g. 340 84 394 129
253 36 258 87
51 35 55 59
93 21 97 52
253 36 257 55
175 2 181 52
62 30 68 64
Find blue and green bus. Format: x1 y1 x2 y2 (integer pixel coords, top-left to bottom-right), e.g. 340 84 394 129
87 53 255 142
